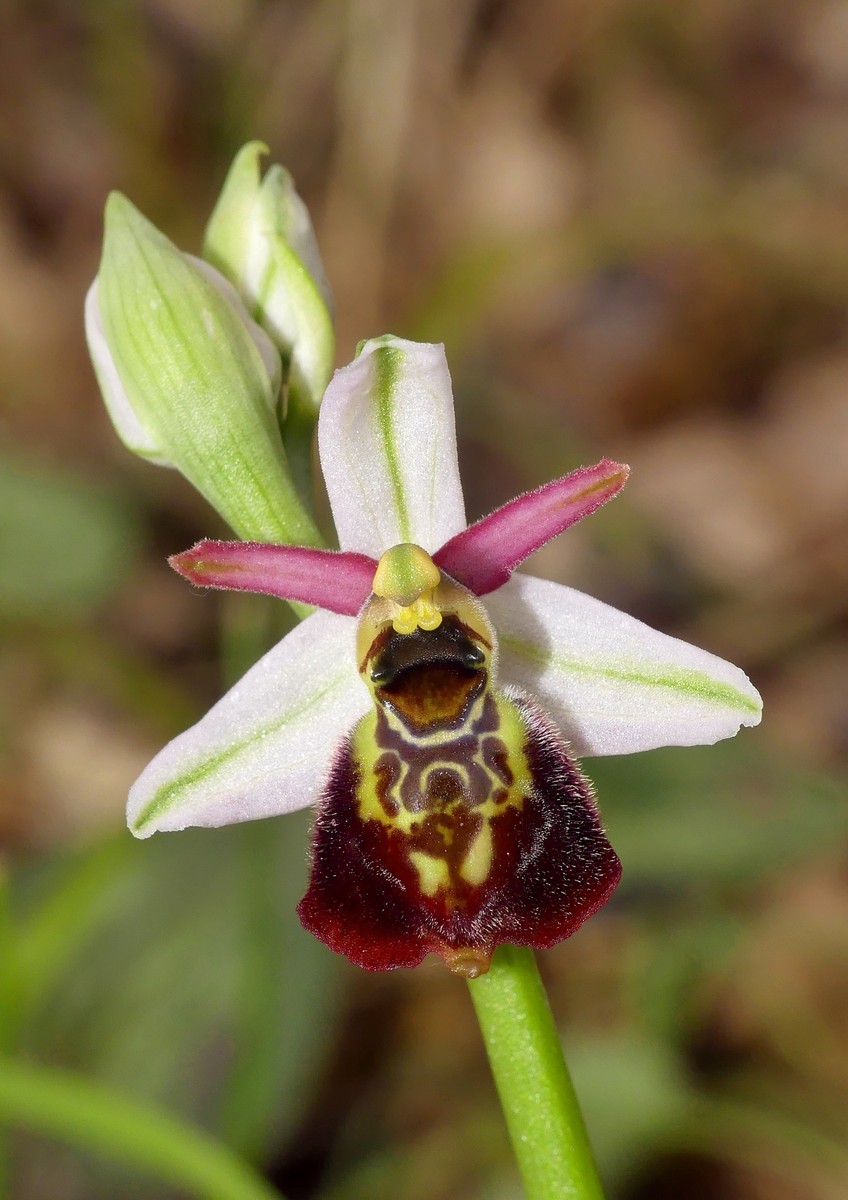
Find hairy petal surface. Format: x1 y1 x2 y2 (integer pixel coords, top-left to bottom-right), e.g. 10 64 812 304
128 612 367 837
319 336 466 556
436 459 629 595
299 689 620 973
170 540 377 616
488 574 762 757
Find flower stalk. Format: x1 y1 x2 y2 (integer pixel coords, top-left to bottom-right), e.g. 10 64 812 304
469 946 606 1200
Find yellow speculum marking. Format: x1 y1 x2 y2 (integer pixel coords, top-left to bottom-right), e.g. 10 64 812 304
459 820 493 887
409 826 491 896
372 543 443 634
408 852 450 897
353 708 528 832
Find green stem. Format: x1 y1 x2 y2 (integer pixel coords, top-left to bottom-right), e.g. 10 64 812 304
468 946 605 1200
0 1058 283 1200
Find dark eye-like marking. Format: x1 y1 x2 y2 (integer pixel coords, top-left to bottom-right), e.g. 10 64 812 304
462 644 485 668
369 616 485 687
367 616 489 733
371 648 481 687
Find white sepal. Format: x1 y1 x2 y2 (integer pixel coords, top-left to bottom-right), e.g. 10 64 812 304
85 279 171 465
87 256 282 463
318 336 467 556
489 573 762 757
186 255 282 400
259 164 332 312
128 612 367 837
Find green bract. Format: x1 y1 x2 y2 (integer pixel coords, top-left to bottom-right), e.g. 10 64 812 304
204 142 335 427
86 193 320 547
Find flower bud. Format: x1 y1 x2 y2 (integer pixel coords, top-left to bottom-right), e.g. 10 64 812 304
203 142 334 425
86 192 320 546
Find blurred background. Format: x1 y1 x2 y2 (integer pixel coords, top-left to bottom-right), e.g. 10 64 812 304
2 1 848 1197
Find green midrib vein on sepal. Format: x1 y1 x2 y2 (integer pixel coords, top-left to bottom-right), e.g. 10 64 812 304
374 345 412 542
500 635 761 715
132 670 352 833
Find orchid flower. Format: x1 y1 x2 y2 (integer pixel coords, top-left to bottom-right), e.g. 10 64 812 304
128 335 762 977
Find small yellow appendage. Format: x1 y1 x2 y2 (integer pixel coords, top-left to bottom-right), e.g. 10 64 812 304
372 544 443 635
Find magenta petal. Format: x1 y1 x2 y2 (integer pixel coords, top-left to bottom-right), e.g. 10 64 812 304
434 459 629 596
169 540 377 616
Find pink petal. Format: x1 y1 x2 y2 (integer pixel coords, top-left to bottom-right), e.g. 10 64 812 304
434 459 629 596
169 540 377 616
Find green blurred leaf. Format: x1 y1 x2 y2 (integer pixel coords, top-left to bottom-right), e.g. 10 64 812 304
0 1057 283 1200
634 912 745 1044
567 1035 693 1191
217 819 333 1161
592 739 848 890
43 627 199 738
13 815 340 1188
569 1037 848 1198
673 1090 848 1200
11 839 135 1035
0 456 140 621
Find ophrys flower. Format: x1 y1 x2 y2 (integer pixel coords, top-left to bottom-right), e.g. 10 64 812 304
132 336 762 975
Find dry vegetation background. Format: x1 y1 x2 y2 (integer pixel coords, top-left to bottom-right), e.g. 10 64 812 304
2 1 848 1197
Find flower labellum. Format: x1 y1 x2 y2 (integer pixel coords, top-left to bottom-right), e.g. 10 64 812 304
299 545 619 977
86 191 320 547
132 336 762 975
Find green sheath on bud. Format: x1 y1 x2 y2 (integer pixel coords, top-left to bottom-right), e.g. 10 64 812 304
204 142 335 428
87 192 321 547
